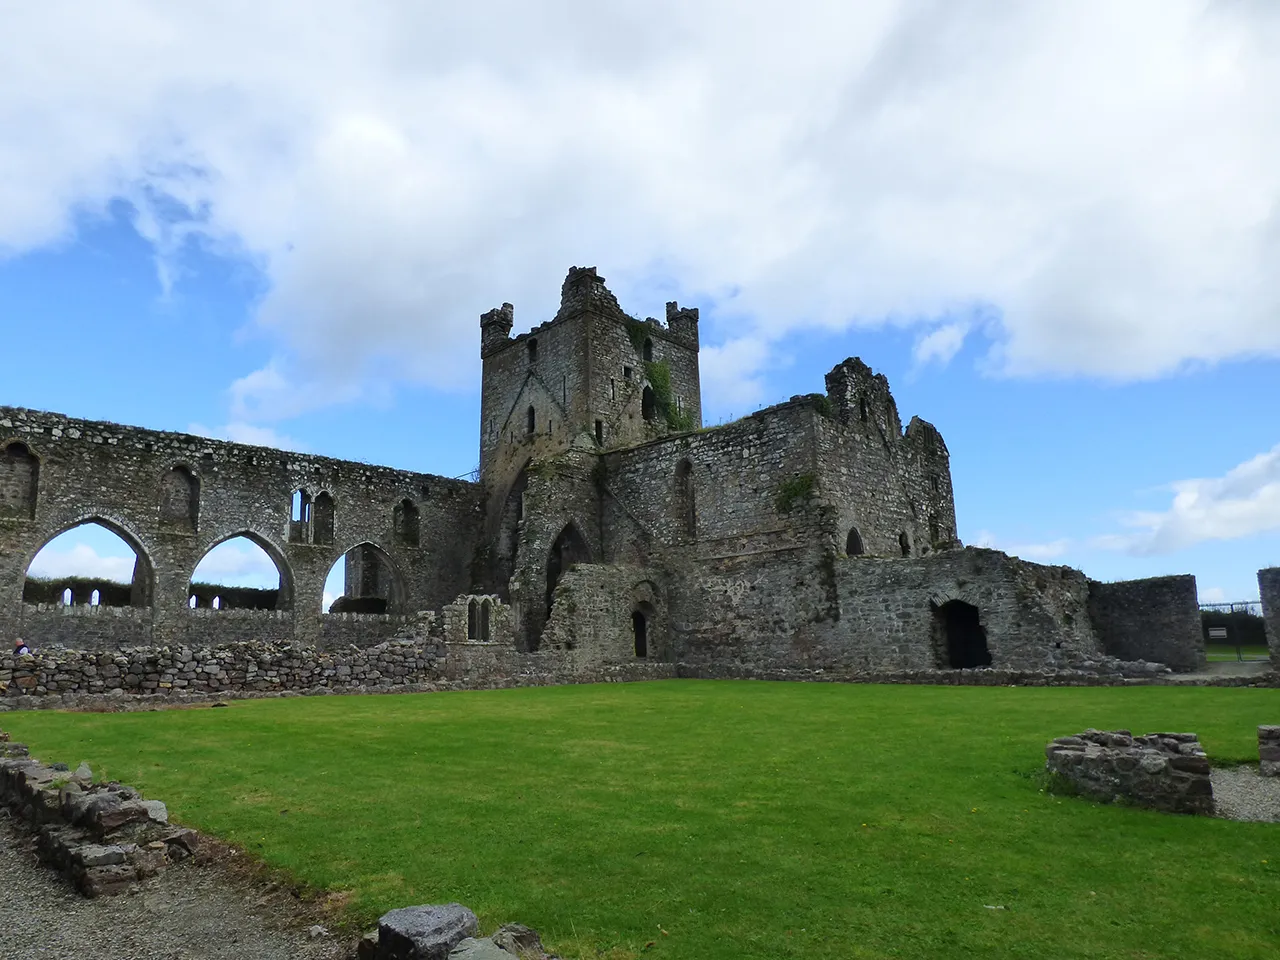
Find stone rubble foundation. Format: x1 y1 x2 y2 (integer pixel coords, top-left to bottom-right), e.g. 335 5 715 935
1045 729 1214 815
0 730 198 896
1260 725 1280 776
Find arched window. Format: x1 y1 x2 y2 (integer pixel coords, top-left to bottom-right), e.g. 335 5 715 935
527 406 536 435
480 600 492 641
545 523 592 638
632 610 648 658
468 599 479 639
899 531 912 557
24 518 153 608
321 542 406 615
188 595 197 609
393 498 420 547
674 459 696 537
642 386 657 422
846 526 865 556
528 338 538 363
158 465 199 533
289 490 312 543
0 441 39 519
643 338 653 361
190 534 290 611
311 492 335 545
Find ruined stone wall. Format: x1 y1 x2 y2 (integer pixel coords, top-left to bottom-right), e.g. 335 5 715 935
1259 567 1280 671
1045 729 1213 815
478 268 701 527
669 546 1099 673
602 401 825 565
1087 575 1205 671
819 359 958 557
0 406 483 651
540 564 668 662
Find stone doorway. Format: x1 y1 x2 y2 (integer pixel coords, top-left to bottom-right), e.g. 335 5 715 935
934 600 991 668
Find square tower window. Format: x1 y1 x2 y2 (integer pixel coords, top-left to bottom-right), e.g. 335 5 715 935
623 366 633 379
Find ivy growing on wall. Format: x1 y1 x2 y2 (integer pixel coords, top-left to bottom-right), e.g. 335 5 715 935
644 360 695 432
775 473 817 513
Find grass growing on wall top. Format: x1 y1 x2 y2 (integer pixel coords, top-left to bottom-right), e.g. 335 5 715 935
4 682 1278 960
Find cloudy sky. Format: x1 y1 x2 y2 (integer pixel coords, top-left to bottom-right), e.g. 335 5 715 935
4 0 1278 603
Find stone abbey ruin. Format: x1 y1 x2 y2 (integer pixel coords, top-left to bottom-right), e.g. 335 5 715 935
2 266 1278 700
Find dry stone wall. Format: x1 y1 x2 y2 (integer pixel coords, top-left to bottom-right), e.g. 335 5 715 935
1259 567 1280 671
1087 575 1204 671
0 735 199 896
1261 725 1280 777
1045 729 1214 814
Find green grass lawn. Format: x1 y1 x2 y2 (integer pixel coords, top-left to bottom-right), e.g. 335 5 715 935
1205 645 1272 662
3 681 1278 959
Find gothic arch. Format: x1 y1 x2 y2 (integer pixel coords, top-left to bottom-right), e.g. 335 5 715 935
544 521 592 623
328 540 406 614
191 530 295 611
22 514 156 607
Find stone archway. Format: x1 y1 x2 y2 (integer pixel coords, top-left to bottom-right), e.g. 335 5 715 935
932 600 992 668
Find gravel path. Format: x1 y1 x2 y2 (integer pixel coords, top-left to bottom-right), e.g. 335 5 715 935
1211 767 1280 823
0 812 352 960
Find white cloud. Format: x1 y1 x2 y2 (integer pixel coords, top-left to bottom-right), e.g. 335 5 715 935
188 420 308 452
913 321 970 369
3 1 1280 418
1094 443 1280 555
699 336 772 414
27 544 136 583
971 529 1072 562
191 538 281 588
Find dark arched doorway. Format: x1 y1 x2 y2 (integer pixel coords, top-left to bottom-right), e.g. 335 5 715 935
641 386 657 422
846 526 865 556
632 611 647 657
933 600 991 668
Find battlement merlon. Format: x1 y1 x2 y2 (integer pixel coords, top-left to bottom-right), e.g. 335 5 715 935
480 302 515 358
665 301 700 350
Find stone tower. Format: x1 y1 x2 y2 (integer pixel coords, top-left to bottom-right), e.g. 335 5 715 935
478 266 702 498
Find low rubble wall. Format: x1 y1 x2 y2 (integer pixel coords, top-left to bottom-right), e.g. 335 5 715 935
0 732 197 895
1261 725 1280 777
1045 729 1213 814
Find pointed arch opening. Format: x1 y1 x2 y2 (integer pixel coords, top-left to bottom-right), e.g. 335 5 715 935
323 542 406 614
312 492 335 545
480 599 492 641
23 518 153 607
158 465 199 533
394 498 420 547
1 441 39 520
289 490 312 543
468 598 479 639
190 533 292 610
846 526 865 557
899 531 912 557
541 522 592 650
526 405 536 436
632 600 656 658
642 337 654 362
641 386 657 422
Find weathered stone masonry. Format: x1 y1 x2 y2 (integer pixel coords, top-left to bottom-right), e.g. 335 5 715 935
1 266 1225 696
0 408 483 651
